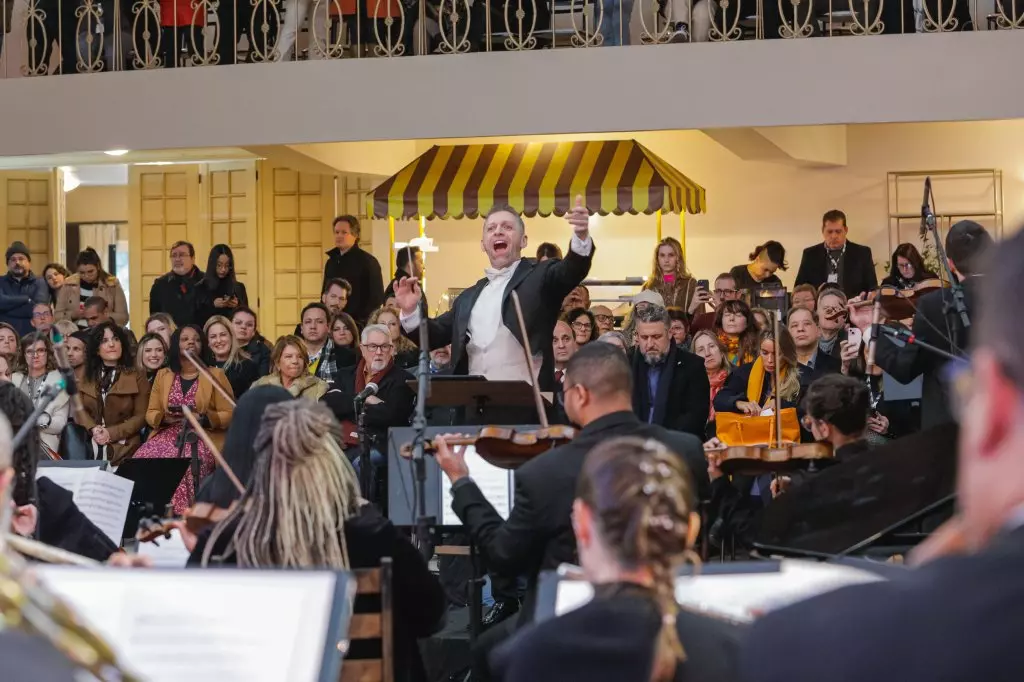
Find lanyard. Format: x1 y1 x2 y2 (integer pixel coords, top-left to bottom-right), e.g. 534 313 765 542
826 243 846 274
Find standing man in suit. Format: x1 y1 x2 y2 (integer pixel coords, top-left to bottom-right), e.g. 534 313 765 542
795 210 878 299
433 343 706 680
148 241 205 328
394 197 593 393
629 304 710 440
322 215 384 327
741 227 1024 682
874 220 992 429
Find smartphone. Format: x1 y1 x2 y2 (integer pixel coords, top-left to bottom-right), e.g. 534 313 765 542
846 327 863 351
167 405 183 414
696 279 709 291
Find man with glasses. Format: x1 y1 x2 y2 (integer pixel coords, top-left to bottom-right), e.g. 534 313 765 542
689 272 742 334
0 241 49 336
29 303 54 334
148 241 204 328
323 323 415 505
741 226 1020 682
589 304 616 335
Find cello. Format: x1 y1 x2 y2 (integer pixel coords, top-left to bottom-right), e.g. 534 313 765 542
398 290 574 469
707 311 833 477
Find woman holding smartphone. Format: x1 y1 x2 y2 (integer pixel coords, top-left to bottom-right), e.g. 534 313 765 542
135 325 234 513
196 244 248 328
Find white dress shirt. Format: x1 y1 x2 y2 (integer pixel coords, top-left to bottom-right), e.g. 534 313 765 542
401 235 593 383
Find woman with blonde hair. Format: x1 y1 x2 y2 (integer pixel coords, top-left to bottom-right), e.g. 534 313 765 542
204 315 260 398
714 327 802 417
253 336 328 401
642 237 697 311
190 400 446 682
692 329 731 439
145 313 177 347
492 436 741 682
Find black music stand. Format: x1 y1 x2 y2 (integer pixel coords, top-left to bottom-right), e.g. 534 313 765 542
115 458 192 539
405 378 549 426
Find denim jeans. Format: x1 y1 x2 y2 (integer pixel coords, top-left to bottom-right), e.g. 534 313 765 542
600 0 635 45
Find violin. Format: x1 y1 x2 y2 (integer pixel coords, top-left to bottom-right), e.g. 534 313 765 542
399 290 575 470
399 425 575 470
836 278 946 321
135 501 239 543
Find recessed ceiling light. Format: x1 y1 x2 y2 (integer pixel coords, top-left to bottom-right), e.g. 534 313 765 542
104 149 130 156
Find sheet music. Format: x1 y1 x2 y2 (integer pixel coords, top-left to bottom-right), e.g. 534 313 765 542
136 529 191 568
38 567 344 682
440 446 514 526
554 560 884 623
38 468 134 544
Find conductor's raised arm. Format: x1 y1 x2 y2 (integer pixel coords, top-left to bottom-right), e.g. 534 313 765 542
542 195 595 299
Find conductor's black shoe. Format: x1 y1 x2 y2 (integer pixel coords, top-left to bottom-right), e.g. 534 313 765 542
482 600 520 629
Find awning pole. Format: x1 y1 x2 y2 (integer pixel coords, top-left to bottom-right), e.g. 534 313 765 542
419 216 427 296
656 209 662 242
680 212 687 260
389 216 396 270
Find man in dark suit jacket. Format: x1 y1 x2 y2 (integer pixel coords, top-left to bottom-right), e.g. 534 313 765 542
433 343 706 679
394 201 593 392
874 221 992 429
629 304 710 439
795 209 878 299
742 228 1024 682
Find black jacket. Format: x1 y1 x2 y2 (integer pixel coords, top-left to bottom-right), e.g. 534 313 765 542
713 363 802 416
322 245 384 327
243 337 272 377
795 240 878 299
874 278 977 429
384 269 428 316
322 363 416 452
148 266 205 327
0 270 50 336
189 504 446 682
450 411 707 621
409 247 593 392
742 524 1024 682
195 279 248 329
798 349 843 387
213 357 260 400
630 342 710 439
493 582 743 682
37 476 118 562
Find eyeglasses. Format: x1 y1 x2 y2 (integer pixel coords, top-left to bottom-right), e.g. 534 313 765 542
714 288 738 296
593 314 613 323
32 311 52 319
362 343 394 354
571 322 592 331
24 348 46 357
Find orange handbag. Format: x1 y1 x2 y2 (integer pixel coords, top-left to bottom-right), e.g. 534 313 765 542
716 407 801 446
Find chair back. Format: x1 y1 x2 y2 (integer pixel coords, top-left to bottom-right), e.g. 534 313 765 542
340 557 393 682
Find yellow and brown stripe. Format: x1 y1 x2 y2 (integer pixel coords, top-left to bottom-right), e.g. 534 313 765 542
368 140 707 219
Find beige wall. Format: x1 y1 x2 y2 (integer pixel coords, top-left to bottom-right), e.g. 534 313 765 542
2 32 1024 157
65 186 129 223
375 120 1020 308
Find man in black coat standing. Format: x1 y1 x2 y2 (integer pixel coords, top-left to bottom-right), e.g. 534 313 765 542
322 215 384 327
433 343 706 680
393 198 593 394
629 304 710 440
741 227 1024 682
148 241 205 327
795 209 878 299
874 220 992 429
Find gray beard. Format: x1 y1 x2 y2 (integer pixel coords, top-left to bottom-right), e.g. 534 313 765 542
643 351 665 366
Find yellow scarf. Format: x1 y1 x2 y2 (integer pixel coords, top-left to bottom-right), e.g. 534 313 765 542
746 357 789 407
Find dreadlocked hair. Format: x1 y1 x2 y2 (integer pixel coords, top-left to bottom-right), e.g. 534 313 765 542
202 401 361 569
576 436 697 682
0 383 40 507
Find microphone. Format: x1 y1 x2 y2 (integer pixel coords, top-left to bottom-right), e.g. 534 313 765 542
920 177 933 239
865 298 882 372
354 382 379 403
49 329 84 419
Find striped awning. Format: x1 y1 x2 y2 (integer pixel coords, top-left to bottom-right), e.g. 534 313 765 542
367 140 706 219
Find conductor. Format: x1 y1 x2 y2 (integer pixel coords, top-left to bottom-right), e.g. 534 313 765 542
394 197 593 392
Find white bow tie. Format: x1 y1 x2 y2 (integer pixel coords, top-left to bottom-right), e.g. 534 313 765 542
484 261 520 282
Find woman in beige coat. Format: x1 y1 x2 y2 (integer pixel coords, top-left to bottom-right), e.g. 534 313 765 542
53 248 129 327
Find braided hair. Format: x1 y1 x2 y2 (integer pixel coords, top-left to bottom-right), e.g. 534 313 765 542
202 401 361 568
576 436 697 682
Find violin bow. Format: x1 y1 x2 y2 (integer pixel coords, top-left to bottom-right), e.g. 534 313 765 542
510 290 550 429
183 349 237 408
772 311 782 448
181 405 246 495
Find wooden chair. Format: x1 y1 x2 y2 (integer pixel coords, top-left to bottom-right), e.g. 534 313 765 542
340 557 394 682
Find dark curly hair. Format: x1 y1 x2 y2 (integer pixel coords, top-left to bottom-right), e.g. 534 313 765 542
85 321 136 383
0 383 40 506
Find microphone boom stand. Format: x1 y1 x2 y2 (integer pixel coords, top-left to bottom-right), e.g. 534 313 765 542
411 314 434 562
922 177 970 355
355 396 373 501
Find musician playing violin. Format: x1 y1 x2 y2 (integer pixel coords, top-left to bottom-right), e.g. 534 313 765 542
880 243 938 289
432 343 704 682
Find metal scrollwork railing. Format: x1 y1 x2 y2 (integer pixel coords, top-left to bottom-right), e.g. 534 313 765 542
190 0 221 64
503 0 539 50
310 0 346 58
23 0 50 75
778 0 815 37
844 0 883 35
921 0 959 31
249 0 283 61
75 0 106 72
436 0 472 53
993 0 1024 28
708 0 745 40
639 0 676 43
372 0 406 56
569 0 603 46
131 0 163 68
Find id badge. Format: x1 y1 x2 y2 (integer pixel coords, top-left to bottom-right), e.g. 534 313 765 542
827 273 838 284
